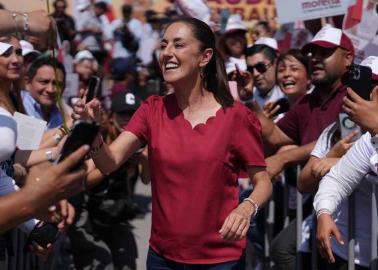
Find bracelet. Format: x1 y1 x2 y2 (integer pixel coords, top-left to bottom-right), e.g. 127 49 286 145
316 209 332 219
45 148 55 162
90 136 104 157
53 132 63 143
59 125 69 136
12 13 20 37
22 12 29 34
243 198 259 216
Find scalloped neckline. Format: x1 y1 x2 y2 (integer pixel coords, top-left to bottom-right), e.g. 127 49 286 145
171 95 223 131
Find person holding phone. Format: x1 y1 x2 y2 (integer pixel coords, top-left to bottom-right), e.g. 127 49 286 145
73 17 272 269
314 56 378 268
241 26 354 270
0 36 74 263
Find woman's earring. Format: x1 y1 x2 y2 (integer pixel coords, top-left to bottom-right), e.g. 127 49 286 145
200 68 204 79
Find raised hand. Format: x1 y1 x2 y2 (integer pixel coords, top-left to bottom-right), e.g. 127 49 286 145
343 86 378 135
27 10 58 50
229 64 254 101
71 88 102 123
326 129 358 158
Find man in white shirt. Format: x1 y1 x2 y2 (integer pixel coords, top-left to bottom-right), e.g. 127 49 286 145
314 56 378 265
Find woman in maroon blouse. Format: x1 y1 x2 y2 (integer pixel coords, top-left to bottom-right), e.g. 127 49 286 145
74 17 272 269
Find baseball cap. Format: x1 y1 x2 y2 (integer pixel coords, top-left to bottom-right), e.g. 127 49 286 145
111 91 141 113
225 15 247 35
255 37 278 51
20 40 41 57
74 50 94 62
77 0 90 11
0 42 12 56
361 56 378 81
301 25 354 56
110 58 137 81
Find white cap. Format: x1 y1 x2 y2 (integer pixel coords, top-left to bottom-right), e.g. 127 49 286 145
74 50 94 62
302 25 354 56
77 0 90 11
0 42 12 55
361 56 378 81
225 14 247 34
20 40 40 57
255 37 278 51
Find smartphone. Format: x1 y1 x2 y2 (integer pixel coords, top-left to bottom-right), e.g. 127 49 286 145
272 98 290 116
26 222 60 248
346 64 372 100
338 113 361 140
86 76 100 103
57 121 100 168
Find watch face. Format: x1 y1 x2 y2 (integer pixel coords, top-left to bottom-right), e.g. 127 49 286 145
342 117 357 130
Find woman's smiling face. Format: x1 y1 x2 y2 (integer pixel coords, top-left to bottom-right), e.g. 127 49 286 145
159 22 204 86
0 36 23 81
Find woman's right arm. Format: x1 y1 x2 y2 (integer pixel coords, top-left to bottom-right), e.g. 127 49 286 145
90 131 144 175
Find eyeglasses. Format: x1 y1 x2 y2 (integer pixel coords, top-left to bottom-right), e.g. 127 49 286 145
308 47 337 59
247 62 272 74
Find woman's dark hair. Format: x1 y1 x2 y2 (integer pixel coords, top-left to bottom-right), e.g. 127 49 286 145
277 49 310 78
246 44 277 63
165 17 233 108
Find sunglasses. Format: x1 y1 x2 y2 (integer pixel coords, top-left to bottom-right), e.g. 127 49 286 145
247 62 272 74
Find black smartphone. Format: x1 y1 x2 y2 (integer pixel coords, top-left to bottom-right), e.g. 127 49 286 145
26 222 60 248
272 98 290 116
86 76 100 103
346 64 372 100
57 121 100 168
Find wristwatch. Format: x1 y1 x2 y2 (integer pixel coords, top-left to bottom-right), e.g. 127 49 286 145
45 149 54 162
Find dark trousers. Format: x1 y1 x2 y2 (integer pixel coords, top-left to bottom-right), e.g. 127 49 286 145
146 247 245 270
270 219 297 270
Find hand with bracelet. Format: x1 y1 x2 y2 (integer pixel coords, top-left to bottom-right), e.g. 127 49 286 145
219 167 268 241
316 210 344 263
2 9 57 50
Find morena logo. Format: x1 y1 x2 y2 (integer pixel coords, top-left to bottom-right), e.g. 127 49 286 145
301 0 341 10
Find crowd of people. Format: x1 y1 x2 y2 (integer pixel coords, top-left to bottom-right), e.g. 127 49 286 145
0 0 378 270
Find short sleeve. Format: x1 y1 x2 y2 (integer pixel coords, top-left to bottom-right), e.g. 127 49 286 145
124 97 152 144
311 122 336 158
0 107 17 162
234 109 266 168
277 104 300 144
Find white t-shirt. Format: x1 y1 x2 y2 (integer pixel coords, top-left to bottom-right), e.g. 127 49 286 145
0 107 17 162
313 124 374 267
0 107 37 232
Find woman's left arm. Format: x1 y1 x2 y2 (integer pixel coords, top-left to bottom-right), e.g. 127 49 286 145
219 167 272 241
